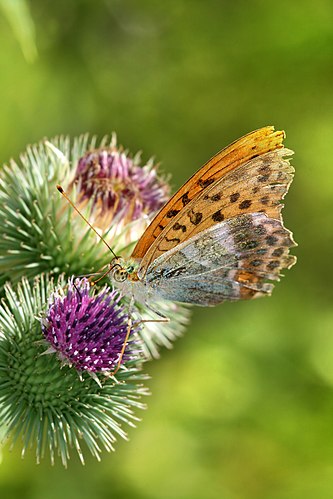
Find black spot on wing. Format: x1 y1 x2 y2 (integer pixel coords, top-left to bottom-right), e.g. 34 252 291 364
239 199 252 210
272 247 284 257
258 164 271 175
247 240 259 249
254 224 267 236
250 259 263 267
258 174 270 183
188 210 203 225
165 236 181 244
181 192 190 206
230 192 240 203
173 222 187 233
267 260 280 270
167 209 180 218
212 210 224 222
254 248 267 256
198 178 215 188
266 235 278 246
260 196 270 205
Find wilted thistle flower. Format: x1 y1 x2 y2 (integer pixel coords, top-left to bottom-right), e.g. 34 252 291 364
72 134 170 234
0 275 149 466
42 278 139 375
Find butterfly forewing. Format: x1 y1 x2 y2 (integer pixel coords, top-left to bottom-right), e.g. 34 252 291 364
137 144 294 276
132 126 285 260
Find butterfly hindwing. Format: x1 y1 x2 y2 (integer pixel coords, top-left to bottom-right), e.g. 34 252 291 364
144 213 296 306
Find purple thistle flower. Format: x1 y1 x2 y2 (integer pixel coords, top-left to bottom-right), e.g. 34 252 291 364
72 143 170 229
42 278 137 373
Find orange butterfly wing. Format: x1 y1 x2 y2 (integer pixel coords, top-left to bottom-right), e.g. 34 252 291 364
132 126 285 263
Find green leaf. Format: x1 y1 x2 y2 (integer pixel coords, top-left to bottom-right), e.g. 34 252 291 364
0 0 37 62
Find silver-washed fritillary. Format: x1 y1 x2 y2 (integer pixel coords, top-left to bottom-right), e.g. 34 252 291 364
108 126 296 306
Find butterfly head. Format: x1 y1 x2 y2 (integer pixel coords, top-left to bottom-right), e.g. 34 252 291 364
109 258 138 283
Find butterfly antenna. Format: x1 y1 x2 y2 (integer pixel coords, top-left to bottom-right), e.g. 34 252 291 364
56 185 118 259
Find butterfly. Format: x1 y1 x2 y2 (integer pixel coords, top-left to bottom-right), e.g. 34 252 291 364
105 126 296 308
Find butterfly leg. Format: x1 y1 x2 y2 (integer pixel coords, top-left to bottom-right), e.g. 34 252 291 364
107 299 170 378
107 315 134 377
107 296 142 377
123 300 170 330
137 301 170 325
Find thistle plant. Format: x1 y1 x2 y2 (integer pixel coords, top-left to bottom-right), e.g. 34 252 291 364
0 134 191 465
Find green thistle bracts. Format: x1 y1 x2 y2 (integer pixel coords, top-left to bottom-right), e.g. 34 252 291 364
0 275 149 466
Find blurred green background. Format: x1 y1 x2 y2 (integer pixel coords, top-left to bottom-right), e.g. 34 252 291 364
0 1 333 498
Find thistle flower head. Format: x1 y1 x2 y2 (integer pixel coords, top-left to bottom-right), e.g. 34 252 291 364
72 137 170 231
42 278 138 373
0 275 149 466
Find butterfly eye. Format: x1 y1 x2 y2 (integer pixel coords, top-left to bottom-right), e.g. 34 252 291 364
127 265 134 274
113 268 127 282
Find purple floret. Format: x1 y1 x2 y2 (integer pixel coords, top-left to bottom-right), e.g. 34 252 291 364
42 279 136 372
